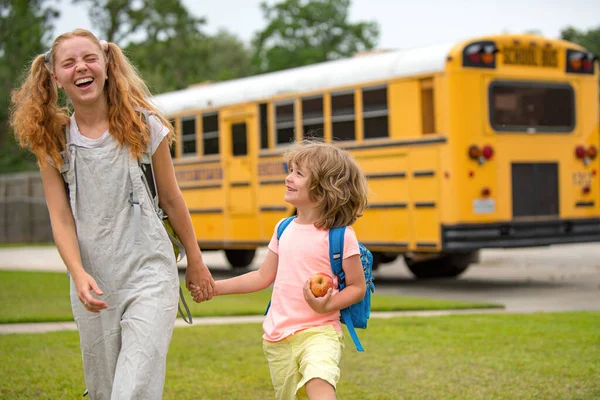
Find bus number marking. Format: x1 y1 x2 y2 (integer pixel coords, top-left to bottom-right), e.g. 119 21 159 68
572 171 592 187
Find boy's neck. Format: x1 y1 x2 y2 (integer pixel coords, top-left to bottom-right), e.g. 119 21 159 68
294 206 320 225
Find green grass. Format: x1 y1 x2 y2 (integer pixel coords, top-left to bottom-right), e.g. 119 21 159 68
0 270 500 324
0 312 598 399
0 243 54 248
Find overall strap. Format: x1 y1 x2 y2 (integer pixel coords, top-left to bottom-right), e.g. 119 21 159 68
135 113 191 324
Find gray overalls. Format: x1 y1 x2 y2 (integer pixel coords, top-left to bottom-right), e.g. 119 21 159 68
60 127 180 399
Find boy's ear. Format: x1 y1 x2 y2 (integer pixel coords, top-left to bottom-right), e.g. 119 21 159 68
50 72 62 89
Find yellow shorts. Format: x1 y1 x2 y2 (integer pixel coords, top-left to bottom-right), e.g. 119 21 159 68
262 325 345 400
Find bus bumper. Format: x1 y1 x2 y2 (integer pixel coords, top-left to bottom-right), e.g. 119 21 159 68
441 218 600 251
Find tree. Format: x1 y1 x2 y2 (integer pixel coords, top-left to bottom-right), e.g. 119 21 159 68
561 26 600 95
76 0 253 95
0 0 59 173
252 0 379 73
73 0 205 46
125 29 253 94
560 26 600 59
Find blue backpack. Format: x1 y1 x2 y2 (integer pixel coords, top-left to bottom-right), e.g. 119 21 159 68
267 216 375 352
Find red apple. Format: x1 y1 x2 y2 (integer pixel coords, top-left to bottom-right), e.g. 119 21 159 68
309 272 334 297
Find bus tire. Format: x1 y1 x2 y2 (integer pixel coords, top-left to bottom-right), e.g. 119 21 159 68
225 249 256 268
371 252 382 271
380 252 399 264
404 252 477 279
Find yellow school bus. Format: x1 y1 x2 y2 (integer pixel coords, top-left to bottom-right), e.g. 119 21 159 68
152 33 600 278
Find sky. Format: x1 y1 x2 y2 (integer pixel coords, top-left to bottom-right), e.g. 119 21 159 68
54 0 600 50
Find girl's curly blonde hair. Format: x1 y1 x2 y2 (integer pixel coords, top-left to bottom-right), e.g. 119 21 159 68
284 140 369 230
9 28 173 168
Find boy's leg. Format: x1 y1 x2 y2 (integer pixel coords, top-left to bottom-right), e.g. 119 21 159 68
296 325 345 399
305 378 336 400
263 339 301 400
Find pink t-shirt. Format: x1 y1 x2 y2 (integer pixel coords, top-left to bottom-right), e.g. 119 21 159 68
263 219 360 342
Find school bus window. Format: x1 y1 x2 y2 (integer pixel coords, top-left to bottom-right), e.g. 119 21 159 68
181 117 196 155
362 86 389 139
331 91 355 141
168 118 176 157
202 113 219 155
259 103 269 149
420 81 436 134
275 102 295 146
232 122 248 156
302 95 324 139
490 82 575 133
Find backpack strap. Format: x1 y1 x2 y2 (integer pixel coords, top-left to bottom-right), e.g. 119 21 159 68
277 216 295 240
264 216 296 316
329 226 364 352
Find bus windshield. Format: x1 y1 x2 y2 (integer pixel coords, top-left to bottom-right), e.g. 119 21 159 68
489 81 575 133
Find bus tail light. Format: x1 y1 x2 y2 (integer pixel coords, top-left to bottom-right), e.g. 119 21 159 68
482 145 494 160
587 146 597 160
567 49 597 75
481 187 491 197
463 41 498 69
582 185 591 195
575 145 587 159
469 144 494 164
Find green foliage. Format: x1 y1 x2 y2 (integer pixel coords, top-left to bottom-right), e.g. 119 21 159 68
252 0 380 73
560 25 600 57
72 0 205 44
125 29 253 94
75 0 253 95
0 0 59 173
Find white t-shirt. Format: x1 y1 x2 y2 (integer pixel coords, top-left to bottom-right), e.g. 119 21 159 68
69 110 169 156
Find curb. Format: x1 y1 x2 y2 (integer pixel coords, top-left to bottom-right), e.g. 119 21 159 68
0 308 512 335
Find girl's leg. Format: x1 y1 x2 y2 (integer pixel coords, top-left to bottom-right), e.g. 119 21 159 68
111 290 178 399
305 378 336 400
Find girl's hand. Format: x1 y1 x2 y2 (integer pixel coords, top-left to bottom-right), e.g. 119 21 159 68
186 258 215 303
303 280 333 314
73 273 108 313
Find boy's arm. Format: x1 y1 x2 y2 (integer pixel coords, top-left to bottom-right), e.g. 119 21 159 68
193 249 278 301
303 254 366 314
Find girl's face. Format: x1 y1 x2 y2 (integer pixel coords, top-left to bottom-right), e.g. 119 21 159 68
284 161 313 207
51 36 108 108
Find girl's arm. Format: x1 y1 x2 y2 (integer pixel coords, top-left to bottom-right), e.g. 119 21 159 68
303 254 366 314
193 249 278 301
41 164 107 312
151 138 215 301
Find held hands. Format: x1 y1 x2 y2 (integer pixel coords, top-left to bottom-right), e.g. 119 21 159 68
186 257 215 303
74 273 108 313
303 280 333 314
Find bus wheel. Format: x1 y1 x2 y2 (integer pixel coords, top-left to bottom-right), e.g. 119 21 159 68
371 252 382 271
380 252 399 264
404 252 477 279
225 249 256 268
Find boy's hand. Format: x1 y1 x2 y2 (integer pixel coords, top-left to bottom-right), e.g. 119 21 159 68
303 280 333 314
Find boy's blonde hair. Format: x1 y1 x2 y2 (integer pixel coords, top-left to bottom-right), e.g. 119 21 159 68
284 140 369 230
9 29 173 168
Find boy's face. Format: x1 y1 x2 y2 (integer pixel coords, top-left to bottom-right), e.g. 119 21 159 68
284 161 313 207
